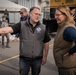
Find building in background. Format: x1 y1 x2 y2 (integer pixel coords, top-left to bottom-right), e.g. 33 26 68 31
9 0 50 23
9 0 18 4
0 0 29 24
0 0 50 24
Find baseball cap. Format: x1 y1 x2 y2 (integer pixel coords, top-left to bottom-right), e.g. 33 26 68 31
2 15 7 18
20 8 27 13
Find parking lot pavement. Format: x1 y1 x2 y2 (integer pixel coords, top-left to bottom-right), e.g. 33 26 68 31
0 37 58 75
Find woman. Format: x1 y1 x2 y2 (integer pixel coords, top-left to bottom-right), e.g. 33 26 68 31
53 5 76 75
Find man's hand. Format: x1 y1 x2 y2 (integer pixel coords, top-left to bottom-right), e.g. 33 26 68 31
0 27 13 34
42 56 47 65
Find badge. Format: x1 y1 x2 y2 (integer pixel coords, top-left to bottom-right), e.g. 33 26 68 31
36 27 41 32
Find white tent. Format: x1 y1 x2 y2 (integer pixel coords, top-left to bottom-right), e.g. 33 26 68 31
0 0 29 11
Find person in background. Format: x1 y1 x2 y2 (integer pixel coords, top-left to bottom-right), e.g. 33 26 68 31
0 7 50 75
53 5 76 75
14 8 28 41
20 8 28 21
71 8 75 16
71 8 76 23
1 16 10 48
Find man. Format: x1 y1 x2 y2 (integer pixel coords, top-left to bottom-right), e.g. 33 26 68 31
1 16 10 48
14 8 28 41
20 8 28 21
0 7 50 75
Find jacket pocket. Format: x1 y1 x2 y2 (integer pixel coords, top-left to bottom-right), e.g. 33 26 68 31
62 54 76 68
